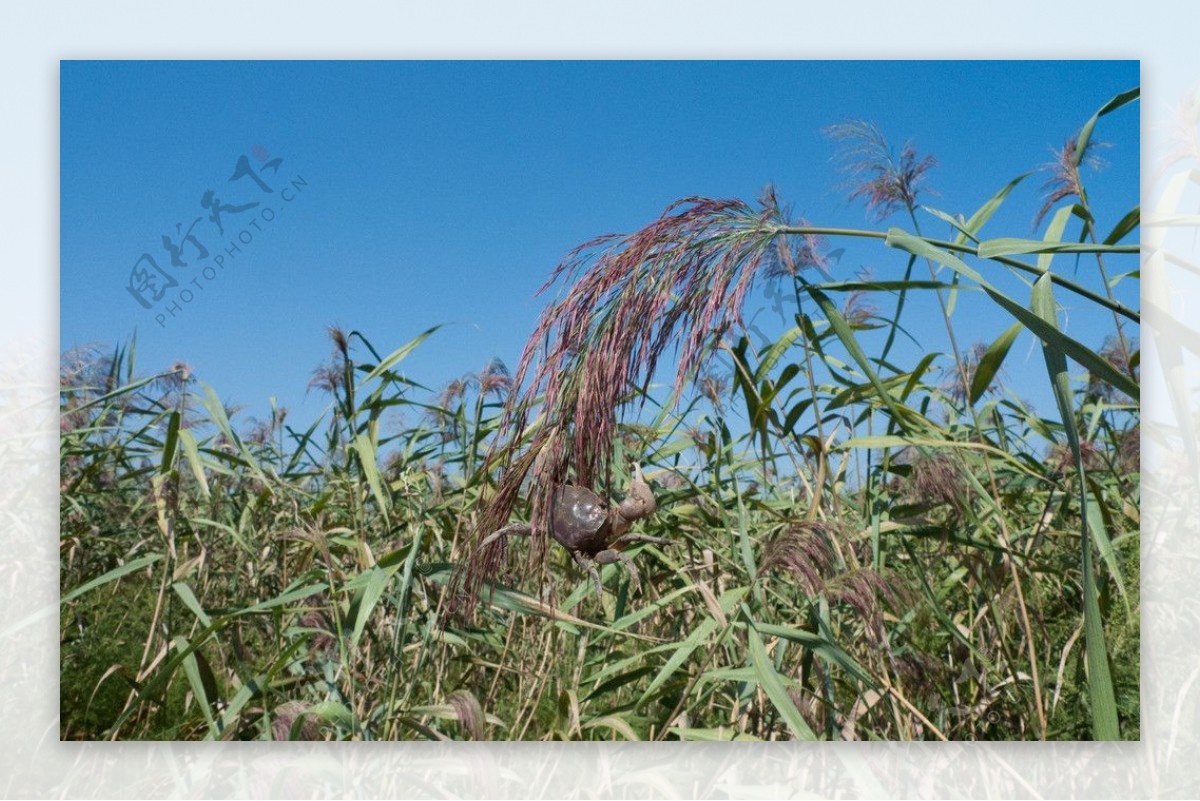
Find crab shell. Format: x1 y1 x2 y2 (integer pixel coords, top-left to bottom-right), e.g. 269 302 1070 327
550 485 618 555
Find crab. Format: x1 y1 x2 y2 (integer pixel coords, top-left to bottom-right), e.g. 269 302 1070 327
481 464 667 601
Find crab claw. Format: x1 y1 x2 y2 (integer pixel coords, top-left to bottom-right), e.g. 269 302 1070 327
617 463 656 522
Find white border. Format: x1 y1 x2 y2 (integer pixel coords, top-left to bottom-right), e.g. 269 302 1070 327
2 2 1193 797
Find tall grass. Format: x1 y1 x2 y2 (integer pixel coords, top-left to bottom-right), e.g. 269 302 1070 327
60 90 1140 741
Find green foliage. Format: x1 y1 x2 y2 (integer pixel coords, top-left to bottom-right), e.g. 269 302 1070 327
59 91 1139 741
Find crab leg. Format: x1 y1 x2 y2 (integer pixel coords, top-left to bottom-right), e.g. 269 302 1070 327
571 551 604 602
478 522 533 548
596 549 641 593
613 533 671 547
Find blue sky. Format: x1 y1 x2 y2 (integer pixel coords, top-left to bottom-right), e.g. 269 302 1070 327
60 60 1139 434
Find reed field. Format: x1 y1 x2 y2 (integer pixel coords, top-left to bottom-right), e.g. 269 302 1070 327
60 89 1141 741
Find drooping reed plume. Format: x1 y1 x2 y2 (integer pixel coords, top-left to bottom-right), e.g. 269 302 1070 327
758 521 838 597
450 194 812 615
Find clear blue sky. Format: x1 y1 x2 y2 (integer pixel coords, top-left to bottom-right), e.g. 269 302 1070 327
61 60 1139 433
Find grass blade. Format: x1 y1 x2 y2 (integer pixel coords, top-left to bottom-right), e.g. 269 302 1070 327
746 620 817 740
969 322 1022 405
60 554 163 605
1031 273 1120 740
885 229 1139 401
